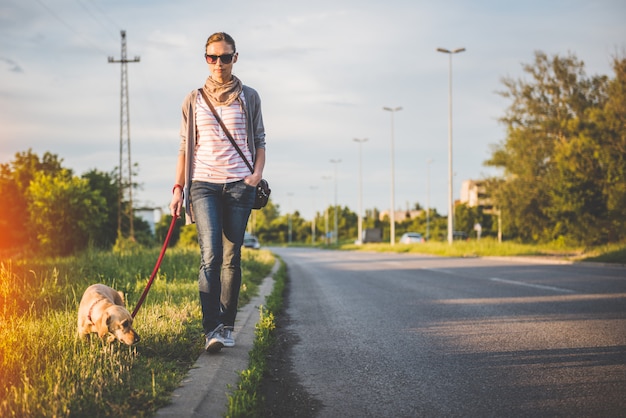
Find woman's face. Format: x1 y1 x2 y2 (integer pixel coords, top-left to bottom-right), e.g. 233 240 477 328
206 40 238 83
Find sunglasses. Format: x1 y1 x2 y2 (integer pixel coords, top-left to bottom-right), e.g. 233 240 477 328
204 53 235 64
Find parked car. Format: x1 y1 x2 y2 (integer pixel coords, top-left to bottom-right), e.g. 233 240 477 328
399 232 425 244
453 231 468 241
243 233 260 249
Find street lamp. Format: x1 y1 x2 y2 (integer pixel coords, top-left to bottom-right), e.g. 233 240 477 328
426 158 433 241
330 159 342 245
310 186 317 244
321 175 332 245
437 47 465 245
383 106 402 245
287 192 294 244
353 138 368 244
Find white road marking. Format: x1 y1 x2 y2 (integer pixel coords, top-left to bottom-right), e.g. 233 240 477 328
489 277 575 293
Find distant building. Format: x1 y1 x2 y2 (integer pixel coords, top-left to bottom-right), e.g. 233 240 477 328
379 209 423 222
135 207 164 234
460 180 493 210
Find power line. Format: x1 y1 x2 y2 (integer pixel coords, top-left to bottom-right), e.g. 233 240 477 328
89 0 124 31
32 0 109 55
74 0 119 42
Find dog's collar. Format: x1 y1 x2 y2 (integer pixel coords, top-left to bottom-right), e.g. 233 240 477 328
87 298 107 324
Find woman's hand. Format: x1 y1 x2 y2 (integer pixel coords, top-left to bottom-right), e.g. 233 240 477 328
244 172 262 187
170 188 183 218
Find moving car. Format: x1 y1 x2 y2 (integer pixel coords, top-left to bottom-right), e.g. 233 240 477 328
243 233 261 249
399 232 425 244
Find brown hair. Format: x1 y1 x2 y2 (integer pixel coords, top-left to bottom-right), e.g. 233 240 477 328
205 32 236 53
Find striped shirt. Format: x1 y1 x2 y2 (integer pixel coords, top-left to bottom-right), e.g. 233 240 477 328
192 92 252 183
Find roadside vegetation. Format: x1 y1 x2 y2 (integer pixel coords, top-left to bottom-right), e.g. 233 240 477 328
226 259 286 418
340 238 626 264
0 247 274 417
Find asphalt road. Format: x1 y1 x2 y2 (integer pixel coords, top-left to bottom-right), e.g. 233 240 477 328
269 247 626 418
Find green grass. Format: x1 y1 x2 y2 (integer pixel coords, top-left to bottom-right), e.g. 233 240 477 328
576 244 626 264
0 246 275 417
339 237 626 263
226 259 286 418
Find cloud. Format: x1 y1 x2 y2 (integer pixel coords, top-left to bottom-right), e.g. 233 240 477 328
0 57 24 73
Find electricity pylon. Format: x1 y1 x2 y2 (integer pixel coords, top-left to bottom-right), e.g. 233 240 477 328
108 30 140 240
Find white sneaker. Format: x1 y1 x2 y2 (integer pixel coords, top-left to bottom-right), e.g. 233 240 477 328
205 324 225 353
222 326 235 348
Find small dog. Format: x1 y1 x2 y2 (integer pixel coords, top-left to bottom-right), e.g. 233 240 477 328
77 284 140 345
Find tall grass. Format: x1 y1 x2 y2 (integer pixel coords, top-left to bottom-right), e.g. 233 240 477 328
0 247 274 417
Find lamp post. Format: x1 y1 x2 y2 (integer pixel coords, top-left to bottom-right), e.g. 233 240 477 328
426 158 433 241
383 106 402 245
287 192 293 244
437 47 465 245
330 159 342 245
321 175 332 245
353 138 368 244
310 186 317 244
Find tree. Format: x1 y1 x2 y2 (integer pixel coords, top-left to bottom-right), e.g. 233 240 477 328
593 56 626 241
486 51 624 244
0 163 27 251
82 169 119 248
155 214 184 248
27 169 107 255
310 205 358 244
0 150 66 252
248 198 281 243
337 206 357 242
454 204 492 239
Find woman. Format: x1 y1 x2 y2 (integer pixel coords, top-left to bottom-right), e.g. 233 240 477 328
169 32 266 353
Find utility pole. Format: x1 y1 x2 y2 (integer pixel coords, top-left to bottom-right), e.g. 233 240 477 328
109 30 140 240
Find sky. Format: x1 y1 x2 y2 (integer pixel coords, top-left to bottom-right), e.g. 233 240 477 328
1 0 625 223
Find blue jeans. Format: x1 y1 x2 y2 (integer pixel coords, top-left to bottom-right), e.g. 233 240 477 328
190 180 255 334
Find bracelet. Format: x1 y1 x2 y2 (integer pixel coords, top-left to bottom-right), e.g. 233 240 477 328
172 184 183 194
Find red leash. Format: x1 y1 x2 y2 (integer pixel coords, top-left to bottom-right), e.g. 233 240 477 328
132 215 178 318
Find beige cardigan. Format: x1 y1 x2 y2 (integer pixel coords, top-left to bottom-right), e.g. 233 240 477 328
179 86 266 224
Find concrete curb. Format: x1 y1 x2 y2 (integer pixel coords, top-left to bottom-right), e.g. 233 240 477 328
156 259 279 418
